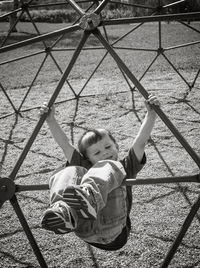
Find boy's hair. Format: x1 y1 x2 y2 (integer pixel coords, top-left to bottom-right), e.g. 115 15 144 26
78 128 118 158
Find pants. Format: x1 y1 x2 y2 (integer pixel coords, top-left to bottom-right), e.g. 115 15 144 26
49 160 126 213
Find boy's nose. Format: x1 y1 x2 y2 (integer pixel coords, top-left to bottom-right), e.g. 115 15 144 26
103 151 109 158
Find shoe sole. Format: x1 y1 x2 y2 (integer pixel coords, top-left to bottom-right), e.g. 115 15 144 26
63 187 97 219
41 211 71 234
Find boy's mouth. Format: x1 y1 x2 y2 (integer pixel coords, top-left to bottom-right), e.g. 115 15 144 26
105 156 113 160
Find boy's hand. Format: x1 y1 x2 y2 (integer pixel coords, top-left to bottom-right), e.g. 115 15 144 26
39 102 55 121
145 94 160 113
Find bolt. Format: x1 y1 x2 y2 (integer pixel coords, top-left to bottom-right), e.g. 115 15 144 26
87 18 93 24
0 185 7 192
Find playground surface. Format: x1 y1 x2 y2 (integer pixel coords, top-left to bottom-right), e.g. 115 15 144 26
0 21 200 267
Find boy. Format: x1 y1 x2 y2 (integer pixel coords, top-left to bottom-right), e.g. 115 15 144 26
40 95 160 250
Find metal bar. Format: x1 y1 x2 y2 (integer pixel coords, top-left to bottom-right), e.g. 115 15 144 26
162 0 186 9
50 0 97 49
15 174 200 192
0 10 25 48
53 45 150 52
192 68 200 87
180 21 200 34
28 0 94 9
113 46 157 52
10 195 48 268
110 0 155 9
9 31 90 180
0 8 21 19
28 2 70 9
102 12 200 26
0 112 16 120
16 184 49 192
165 40 200 51
94 0 109 14
158 20 162 51
162 53 191 87
93 28 200 169
66 0 85 16
50 0 95 49
48 52 77 97
124 174 200 186
17 53 49 112
50 17 79 50
52 47 103 51
0 24 80 54
50 46 154 52
0 82 18 114
25 8 48 49
0 50 45 66
160 194 200 268
113 22 144 44
131 54 159 92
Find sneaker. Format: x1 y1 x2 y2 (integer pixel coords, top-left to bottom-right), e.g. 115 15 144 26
41 200 76 234
63 185 97 220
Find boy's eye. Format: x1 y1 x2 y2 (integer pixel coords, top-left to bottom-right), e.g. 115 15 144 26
105 145 111 149
94 151 100 156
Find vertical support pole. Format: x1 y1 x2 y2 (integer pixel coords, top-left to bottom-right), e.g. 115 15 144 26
10 195 48 268
160 194 200 268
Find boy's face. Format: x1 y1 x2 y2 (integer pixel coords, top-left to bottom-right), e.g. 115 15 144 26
86 134 119 165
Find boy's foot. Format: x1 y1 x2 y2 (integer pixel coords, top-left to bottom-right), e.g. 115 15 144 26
63 185 97 220
41 200 76 234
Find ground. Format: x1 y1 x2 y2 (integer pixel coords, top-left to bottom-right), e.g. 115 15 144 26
0 21 200 268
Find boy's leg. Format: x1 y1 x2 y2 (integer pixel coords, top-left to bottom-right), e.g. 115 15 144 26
41 166 87 234
49 166 87 204
41 200 76 234
63 160 126 218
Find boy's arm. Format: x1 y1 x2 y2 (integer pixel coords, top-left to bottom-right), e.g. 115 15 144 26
40 103 75 162
132 95 159 162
